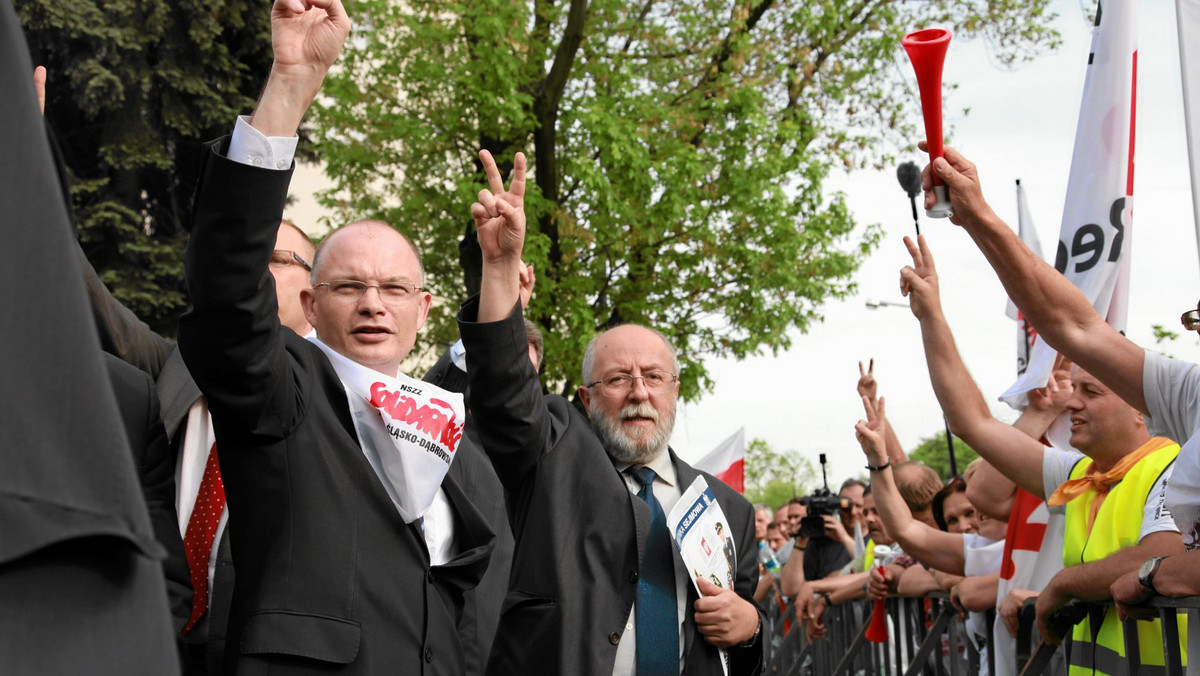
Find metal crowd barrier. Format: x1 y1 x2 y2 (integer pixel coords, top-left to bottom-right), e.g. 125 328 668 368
764 592 991 676
1017 596 1198 676
763 591 1197 676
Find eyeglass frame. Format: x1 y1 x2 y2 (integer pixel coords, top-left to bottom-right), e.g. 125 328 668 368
1182 309 1200 331
312 278 425 302
270 249 313 272
585 371 679 392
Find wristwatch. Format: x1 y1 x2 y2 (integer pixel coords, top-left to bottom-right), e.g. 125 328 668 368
1137 556 1168 594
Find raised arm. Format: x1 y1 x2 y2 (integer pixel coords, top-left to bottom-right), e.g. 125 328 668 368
854 396 965 575
249 0 350 138
900 235 1048 498
473 151 527 324
178 0 349 431
924 145 1147 413
857 359 906 464
967 364 1072 519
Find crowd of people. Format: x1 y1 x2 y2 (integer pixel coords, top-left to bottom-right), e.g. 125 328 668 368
5 0 1200 675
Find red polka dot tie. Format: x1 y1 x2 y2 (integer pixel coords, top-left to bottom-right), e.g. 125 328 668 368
183 442 226 634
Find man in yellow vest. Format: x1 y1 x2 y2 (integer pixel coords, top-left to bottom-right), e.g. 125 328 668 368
899 234 1185 676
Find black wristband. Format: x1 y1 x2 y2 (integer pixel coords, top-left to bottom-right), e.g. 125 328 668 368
735 616 762 648
866 460 891 472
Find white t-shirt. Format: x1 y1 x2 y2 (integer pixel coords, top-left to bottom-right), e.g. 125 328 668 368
963 534 1005 576
1141 350 1200 676
1142 350 1200 546
963 534 1005 671
1040 446 1177 540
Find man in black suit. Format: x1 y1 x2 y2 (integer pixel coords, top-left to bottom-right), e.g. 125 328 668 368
0 2 177 670
178 1 495 673
458 152 765 675
81 215 314 675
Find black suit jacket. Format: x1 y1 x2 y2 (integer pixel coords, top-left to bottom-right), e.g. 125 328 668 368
79 176 233 676
104 353 193 635
422 350 515 676
179 140 495 675
0 3 177 670
459 300 765 675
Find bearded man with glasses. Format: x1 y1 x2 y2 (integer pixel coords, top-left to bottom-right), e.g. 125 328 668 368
456 150 764 675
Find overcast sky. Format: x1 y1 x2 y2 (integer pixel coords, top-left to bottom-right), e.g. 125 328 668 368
669 0 1200 487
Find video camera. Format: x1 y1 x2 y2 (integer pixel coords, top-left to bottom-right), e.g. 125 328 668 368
797 453 851 539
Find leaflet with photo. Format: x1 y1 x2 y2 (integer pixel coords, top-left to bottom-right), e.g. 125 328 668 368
667 475 735 674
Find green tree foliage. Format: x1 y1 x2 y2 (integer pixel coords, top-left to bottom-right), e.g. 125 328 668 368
1151 324 1179 358
743 437 815 508
908 430 980 482
310 0 1058 394
17 0 274 336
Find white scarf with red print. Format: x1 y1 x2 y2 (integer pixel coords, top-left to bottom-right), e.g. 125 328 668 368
309 335 465 523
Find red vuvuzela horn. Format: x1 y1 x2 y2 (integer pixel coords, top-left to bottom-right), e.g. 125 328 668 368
865 545 890 643
902 28 953 219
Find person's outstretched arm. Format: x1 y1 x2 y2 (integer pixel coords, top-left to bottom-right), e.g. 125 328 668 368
967 364 1072 519
922 145 1147 413
854 396 965 574
900 235 1048 498
857 359 906 465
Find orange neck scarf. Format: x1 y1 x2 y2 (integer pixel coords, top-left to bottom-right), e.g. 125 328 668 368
1047 437 1175 529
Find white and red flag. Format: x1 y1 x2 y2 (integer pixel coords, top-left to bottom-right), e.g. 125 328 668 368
694 428 745 493
1001 0 1138 408
1006 180 1047 377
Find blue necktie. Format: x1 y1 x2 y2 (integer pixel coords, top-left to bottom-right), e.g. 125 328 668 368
631 466 678 675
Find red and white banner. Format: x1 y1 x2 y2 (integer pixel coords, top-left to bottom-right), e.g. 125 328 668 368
694 428 745 493
1002 0 1138 408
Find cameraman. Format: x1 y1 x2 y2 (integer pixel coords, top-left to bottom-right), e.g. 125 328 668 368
779 487 855 587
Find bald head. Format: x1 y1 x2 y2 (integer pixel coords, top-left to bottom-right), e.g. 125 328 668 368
311 220 424 285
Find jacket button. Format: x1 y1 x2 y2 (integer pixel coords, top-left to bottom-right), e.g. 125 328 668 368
426 570 435 584
628 571 638 583
424 647 434 662
609 632 621 645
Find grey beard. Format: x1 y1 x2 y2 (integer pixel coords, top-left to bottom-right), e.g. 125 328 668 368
589 400 674 466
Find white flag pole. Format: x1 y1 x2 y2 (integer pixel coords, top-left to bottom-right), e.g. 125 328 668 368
1177 0 1200 267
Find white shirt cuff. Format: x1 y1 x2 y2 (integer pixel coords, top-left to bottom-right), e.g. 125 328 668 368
227 115 298 170
450 339 468 373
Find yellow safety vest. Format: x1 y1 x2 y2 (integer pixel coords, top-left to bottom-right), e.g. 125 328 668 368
1060 441 1183 676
